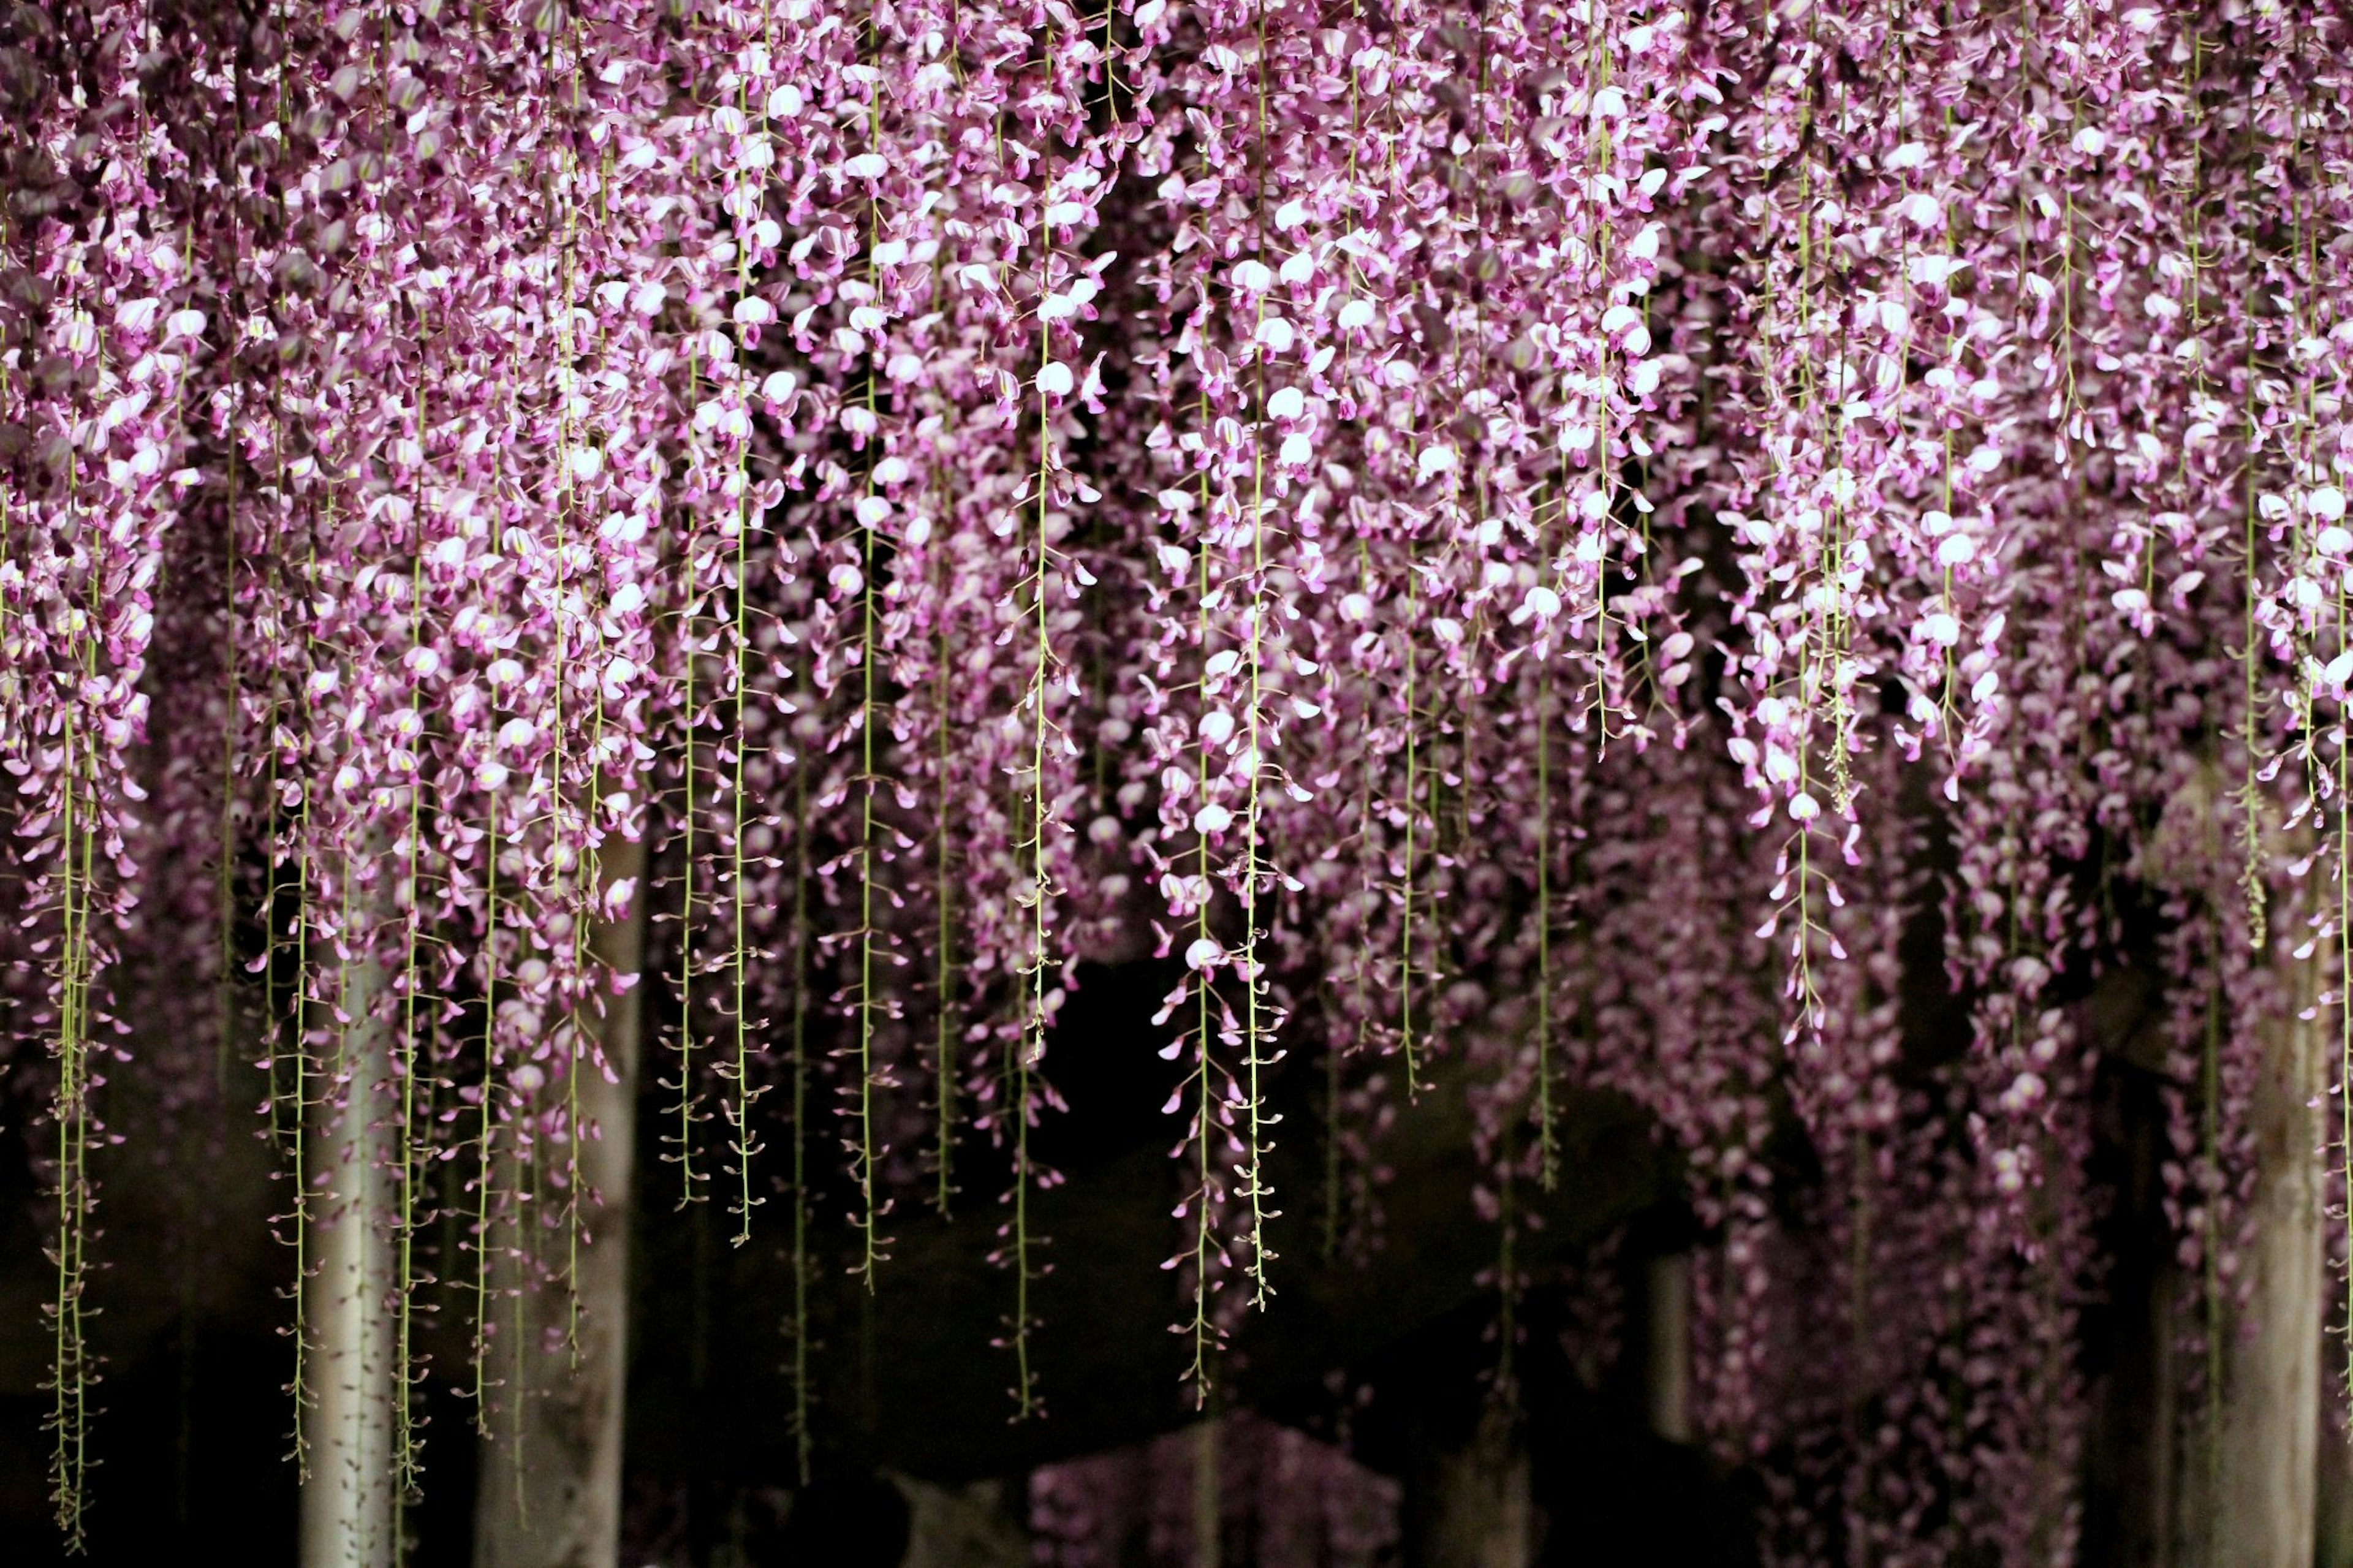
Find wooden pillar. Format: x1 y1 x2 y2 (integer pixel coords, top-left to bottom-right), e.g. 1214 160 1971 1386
1408 1407 1533 1568
475 835 648 1568
300 941 396 1568
2317 1390 2353 1568
1645 1253 1694 1447
892 1474 1030 1568
2178 955 2322 1568
1193 1416 1223 1568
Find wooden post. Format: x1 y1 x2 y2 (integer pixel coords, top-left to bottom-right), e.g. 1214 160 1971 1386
1645 1253 1694 1446
1408 1407 1533 1568
300 939 396 1568
474 834 648 1568
892 1474 1031 1568
2178 953 2322 1568
2318 1392 2353 1568
1193 1416 1222 1568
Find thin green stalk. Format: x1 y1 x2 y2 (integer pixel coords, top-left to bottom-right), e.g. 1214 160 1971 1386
1241 0 1276 1310
673 358 702 1206
1535 663 1558 1190
472 810 498 1434
1400 573 1419 1094
790 767 813 1483
290 776 314 1474
1188 395 1217 1402
217 388 243 1103
48 457 100 1548
934 567 957 1216
394 377 431 1503
1014 29 1059 1415
550 109 589 1354
2239 329 2266 949
732 498 756 1246
50 709 89 1549
731 64 763 1248
2339 582 2352 1414
857 432 880 1287
855 18 885 1287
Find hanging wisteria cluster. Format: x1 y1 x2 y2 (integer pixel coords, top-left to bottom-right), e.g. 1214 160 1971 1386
6 0 2352 1559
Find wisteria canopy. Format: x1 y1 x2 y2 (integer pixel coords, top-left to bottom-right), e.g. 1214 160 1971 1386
4 0 2351 1561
